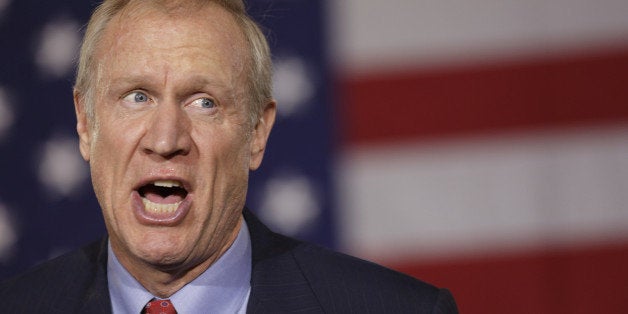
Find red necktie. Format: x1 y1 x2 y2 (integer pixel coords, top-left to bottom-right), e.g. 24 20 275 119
143 299 177 314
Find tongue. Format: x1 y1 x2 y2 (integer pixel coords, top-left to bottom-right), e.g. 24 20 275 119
144 191 183 204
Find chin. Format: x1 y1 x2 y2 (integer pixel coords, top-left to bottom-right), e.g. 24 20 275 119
139 246 189 269
130 234 190 265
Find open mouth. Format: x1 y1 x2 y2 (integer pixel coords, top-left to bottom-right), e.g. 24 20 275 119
138 180 188 214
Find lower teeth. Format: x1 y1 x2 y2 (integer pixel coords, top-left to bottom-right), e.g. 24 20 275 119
142 198 181 214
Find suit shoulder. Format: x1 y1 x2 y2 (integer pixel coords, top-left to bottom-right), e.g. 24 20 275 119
1 239 103 289
293 242 435 291
292 242 458 313
0 239 107 311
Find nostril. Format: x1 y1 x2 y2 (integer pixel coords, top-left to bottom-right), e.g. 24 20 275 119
142 146 188 159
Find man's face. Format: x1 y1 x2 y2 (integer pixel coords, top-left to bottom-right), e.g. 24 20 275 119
75 3 274 272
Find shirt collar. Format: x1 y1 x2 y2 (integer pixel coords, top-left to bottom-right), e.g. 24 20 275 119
108 217 252 314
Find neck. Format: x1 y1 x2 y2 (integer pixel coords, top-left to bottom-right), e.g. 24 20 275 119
111 222 241 298
135 256 218 298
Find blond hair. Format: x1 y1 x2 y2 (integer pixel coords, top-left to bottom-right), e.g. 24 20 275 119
74 0 273 127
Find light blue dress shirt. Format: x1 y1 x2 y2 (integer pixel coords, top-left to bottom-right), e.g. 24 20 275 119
107 218 252 314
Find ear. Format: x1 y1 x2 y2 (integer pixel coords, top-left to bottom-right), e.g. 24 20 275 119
74 90 91 162
249 100 276 170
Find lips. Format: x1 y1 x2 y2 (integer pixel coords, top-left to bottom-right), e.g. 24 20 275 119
133 178 192 225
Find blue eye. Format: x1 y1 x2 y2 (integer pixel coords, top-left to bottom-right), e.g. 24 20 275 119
123 91 149 103
134 92 148 102
193 97 216 109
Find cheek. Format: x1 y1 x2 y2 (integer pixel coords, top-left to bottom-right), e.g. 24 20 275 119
220 134 252 173
88 122 134 204
196 122 250 161
89 130 120 173
194 134 251 201
91 112 143 165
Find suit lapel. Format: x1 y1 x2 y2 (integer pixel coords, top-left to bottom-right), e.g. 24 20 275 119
78 238 113 313
244 209 323 313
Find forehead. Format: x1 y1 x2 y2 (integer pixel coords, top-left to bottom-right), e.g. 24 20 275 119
95 1 248 88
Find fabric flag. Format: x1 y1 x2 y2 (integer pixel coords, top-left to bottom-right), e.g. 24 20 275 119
331 1 628 313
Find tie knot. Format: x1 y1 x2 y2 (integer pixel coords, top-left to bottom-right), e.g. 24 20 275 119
143 298 177 314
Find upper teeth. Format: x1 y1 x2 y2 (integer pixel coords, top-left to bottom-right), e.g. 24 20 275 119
153 180 181 188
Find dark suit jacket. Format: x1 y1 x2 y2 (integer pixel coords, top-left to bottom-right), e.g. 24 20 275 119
0 209 458 313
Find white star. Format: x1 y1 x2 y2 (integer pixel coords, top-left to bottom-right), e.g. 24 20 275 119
0 202 17 263
272 56 315 118
0 0 10 20
258 173 321 235
0 86 14 142
38 134 89 198
35 18 81 78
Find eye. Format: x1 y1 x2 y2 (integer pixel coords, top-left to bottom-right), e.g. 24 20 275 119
191 97 216 109
123 91 149 103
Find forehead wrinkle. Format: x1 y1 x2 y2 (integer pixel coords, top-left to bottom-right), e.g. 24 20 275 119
107 16 245 78
94 0 250 108
162 66 170 91
96 0 249 68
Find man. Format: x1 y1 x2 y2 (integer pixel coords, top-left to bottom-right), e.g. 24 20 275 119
0 0 458 313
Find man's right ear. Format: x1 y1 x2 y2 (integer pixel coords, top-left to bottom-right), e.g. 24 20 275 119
74 90 91 162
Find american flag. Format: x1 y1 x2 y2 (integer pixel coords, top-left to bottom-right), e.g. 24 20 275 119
1 1 628 313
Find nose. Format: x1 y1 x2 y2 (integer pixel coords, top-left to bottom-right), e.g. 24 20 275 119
141 100 192 159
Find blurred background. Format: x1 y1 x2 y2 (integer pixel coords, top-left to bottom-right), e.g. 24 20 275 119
1 0 628 313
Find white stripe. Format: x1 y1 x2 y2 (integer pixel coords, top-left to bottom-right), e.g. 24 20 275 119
337 125 628 262
329 0 628 74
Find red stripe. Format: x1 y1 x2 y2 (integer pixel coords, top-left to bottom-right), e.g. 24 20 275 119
339 47 628 145
389 242 628 314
